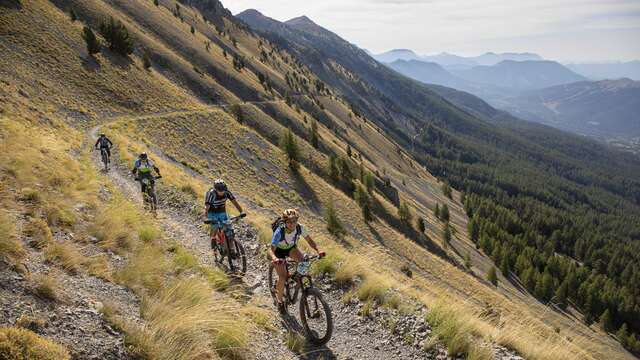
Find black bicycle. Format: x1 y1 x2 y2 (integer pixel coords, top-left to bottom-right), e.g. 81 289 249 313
204 213 247 274
268 254 333 345
96 147 111 171
136 175 161 215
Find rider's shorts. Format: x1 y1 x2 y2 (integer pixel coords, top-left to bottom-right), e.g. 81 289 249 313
274 245 296 259
208 212 233 234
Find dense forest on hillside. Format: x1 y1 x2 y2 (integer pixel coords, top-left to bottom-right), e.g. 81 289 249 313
415 121 640 352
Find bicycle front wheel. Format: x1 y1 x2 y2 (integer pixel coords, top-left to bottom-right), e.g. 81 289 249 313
299 287 333 346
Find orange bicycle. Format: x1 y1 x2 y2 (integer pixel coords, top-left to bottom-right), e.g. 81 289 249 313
204 213 247 274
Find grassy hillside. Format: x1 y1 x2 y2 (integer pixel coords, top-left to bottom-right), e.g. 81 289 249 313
1 0 637 359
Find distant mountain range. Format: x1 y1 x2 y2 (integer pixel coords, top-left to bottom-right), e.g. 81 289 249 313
566 61 640 81
501 78 640 138
373 49 543 68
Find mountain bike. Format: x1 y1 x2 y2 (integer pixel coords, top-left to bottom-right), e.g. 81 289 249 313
95 147 111 171
204 213 247 274
268 254 333 345
136 175 161 215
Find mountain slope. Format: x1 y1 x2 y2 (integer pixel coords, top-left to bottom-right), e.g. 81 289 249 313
373 49 421 63
452 60 588 90
2 0 640 358
386 59 468 88
501 78 640 138
237 9 640 358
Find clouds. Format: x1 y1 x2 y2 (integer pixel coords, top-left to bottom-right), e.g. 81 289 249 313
225 0 640 61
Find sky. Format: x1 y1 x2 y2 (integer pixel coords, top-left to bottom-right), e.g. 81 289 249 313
225 0 640 62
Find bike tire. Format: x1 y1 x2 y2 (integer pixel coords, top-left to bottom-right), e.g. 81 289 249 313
267 263 277 299
299 287 333 346
234 239 247 274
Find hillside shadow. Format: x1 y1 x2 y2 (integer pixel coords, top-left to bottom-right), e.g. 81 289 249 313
291 170 322 213
279 312 336 360
102 50 133 70
0 0 21 9
371 196 449 261
81 56 101 72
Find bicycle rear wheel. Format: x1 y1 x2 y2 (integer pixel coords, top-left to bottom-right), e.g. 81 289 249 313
225 236 246 274
299 287 333 346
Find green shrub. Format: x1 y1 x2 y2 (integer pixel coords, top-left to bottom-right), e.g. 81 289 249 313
324 203 345 237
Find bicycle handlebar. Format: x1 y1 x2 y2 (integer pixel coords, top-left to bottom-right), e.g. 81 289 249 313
203 213 246 225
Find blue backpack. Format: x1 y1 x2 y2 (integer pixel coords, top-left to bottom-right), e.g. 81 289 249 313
271 217 301 242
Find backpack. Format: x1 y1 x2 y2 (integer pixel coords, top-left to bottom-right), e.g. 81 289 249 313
271 217 301 243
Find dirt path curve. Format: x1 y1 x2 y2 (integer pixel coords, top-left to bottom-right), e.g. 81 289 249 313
88 114 445 359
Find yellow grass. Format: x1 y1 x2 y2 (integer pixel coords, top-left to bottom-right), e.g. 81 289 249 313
0 327 70 360
30 274 61 302
0 210 24 265
43 241 83 273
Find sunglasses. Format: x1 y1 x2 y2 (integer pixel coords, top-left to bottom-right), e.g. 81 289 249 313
285 218 298 224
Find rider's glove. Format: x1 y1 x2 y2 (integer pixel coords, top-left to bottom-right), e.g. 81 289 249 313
272 258 285 265
318 251 326 258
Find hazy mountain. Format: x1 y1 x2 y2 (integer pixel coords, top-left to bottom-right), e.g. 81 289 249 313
452 60 587 90
472 52 543 66
500 78 640 138
566 61 640 81
421 52 477 67
385 59 468 88
373 49 421 63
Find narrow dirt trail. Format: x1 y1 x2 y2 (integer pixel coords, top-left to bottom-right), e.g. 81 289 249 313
87 117 447 359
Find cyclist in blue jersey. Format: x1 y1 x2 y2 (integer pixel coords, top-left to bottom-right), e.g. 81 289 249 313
204 179 245 250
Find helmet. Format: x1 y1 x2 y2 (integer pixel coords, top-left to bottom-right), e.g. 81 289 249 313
100 133 105 137
140 153 148 160
282 208 299 221
213 179 227 192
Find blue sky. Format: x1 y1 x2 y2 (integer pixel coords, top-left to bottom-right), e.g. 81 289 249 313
225 0 640 62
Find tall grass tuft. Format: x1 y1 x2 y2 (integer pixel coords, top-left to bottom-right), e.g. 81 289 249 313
0 327 70 360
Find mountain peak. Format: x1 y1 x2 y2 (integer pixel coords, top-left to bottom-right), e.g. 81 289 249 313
285 15 317 27
237 8 263 17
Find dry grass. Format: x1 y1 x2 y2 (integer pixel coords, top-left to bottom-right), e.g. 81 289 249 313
134 277 250 360
0 327 70 360
0 210 25 265
23 219 53 249
85 254 112 280
115 244 170 295
90 196 146 252
15 313 47 333
43 241 83 273
284 332 306 354
30 274 61 302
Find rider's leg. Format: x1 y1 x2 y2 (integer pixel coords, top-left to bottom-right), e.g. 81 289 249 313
275 260 287 305
106 147 111 162
289 247 303 263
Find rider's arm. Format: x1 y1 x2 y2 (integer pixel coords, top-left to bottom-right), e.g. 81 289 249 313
270 228 283 262
153 165 161 176
106 138 113 146
269 246 278 262
94 138 100 148
304 235 321 254
230 199 244 214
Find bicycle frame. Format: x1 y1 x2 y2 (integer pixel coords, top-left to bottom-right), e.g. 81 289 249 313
282 257 316 304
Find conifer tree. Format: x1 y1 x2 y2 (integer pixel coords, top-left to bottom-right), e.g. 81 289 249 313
488 267 498 286
82 26 101 55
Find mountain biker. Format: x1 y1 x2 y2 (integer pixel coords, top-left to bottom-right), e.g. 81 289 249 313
270 208 324 313
94 133 113 161
204 179 245 252
131 153 161 193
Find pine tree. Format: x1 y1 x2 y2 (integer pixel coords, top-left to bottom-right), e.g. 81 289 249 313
190 25 195 34
488 266 498 286
443 223 452 248
468 217 479 242
616 323 629 347
440 204 450 222
434 203 440 219
153 0 159 6
325 203 345 237
353 183 372 222
599 309 613 333
100 17 134 56
442 182 452 199
346 145 352 157
230 104 243 124
464 252 472 270
82 26 101 55
69 7 77 22
500 256 510 277
142 52 151 69
554 280 568 309
310 120 319 149
417 218 426 233
398 201 412 226
280 128 299 172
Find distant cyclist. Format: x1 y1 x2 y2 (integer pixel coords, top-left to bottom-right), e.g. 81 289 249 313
204 179 245 250
131 153 161 193
94 133 113 162
270 208 324 312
